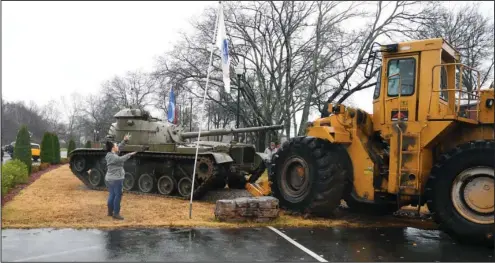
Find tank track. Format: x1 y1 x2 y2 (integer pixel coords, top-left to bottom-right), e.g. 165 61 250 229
69 150 222 200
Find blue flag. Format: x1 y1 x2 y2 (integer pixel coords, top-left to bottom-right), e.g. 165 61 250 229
167 88 176 123
216 3 230 93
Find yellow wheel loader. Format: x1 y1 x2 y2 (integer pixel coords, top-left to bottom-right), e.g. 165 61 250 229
269 38 494 246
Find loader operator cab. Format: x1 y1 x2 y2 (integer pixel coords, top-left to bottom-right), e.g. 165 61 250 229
368 38 489 130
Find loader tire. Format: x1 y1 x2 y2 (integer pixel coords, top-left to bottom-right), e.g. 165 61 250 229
270 136 351 217
425 140 494 247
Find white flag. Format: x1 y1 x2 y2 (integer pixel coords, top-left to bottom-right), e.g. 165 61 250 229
215 3 230 94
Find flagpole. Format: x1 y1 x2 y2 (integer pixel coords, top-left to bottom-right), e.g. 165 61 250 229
189 1 222 219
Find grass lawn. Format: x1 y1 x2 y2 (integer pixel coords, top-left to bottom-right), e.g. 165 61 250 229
1 165 436 230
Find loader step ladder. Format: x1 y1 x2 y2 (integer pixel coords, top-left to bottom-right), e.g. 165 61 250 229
396 129 422 217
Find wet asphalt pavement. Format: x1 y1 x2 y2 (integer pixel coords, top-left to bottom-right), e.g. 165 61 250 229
2 227 493 262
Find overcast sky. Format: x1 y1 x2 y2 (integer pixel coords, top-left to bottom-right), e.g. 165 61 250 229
2 1 215 109
2 1 494 125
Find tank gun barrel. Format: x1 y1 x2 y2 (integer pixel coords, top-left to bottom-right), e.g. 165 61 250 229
181 124 284 139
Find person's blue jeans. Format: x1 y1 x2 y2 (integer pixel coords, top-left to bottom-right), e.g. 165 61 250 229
106 179 124 215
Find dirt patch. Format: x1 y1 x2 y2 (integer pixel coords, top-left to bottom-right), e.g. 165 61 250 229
1 165 436 230
1 164 64 207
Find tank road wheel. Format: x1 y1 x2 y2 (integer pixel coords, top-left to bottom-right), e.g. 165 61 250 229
425 140 494 247
138 173 156 193
271 136 351 216
157 175 177 195
123 172 136 191
177 177 193 198
88 169 104 187
72 155 87 173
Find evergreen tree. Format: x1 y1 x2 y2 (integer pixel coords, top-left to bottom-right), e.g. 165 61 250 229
67 139 76 156
53 134 61 164
13 125 32 174
40 132 54 163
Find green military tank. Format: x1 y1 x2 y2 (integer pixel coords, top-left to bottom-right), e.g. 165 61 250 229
69 107 283 199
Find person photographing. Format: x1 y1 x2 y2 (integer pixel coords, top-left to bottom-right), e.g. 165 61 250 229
105 133 137 220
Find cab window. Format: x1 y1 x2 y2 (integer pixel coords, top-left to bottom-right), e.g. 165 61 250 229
373 67 382 99
387 58 416 97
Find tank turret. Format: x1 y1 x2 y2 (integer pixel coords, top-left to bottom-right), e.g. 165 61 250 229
69 107 284 200
106 108 282 145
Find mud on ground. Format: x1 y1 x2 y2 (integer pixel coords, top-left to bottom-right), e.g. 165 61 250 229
1 165 436 230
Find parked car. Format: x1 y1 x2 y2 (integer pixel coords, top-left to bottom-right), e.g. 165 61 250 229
31 143 40 161
5 142 14 156
5 141 41 161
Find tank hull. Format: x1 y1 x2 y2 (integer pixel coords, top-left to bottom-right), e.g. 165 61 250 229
68 146 266 200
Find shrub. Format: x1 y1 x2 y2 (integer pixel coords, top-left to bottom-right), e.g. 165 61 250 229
67 139 76 156
85 140 92 148
13 125 32 174
52 133 61 164
1 160 29 196
39 162 51 171
40 132 54 164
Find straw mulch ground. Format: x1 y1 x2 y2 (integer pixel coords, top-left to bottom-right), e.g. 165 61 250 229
1 165 436 230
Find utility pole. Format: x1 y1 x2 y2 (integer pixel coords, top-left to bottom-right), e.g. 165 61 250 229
207 105 211 141
234 65 245 142
190 97 193 132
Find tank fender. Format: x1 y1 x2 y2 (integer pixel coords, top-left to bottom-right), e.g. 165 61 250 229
207 152 234 164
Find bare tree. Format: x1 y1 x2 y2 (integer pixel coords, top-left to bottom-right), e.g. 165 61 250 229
405 2 494 90
1 100 51 144
60 92 84 142
102 70 163 110
156 1 439 140
78 93 120 143
39 99 67 136
156 1 320 142
324 1 438 104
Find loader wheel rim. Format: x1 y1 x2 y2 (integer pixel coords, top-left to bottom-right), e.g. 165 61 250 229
281 156 310 202
178 177 192 197
451 166 494 224
158 176 175 195
123 172 135 191
88 169 102 186
138 174 154 193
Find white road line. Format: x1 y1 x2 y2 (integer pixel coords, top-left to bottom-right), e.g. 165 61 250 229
267 226 327 262
12 245 100 262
